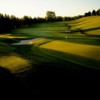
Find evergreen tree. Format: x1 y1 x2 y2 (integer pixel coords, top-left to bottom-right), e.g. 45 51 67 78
92 10 96 16
97 9 100 15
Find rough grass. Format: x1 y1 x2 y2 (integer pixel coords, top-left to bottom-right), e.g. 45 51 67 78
0 54 31 73
0 34 31 73
0 34 26 39
69 16 100 35
0 42 31 73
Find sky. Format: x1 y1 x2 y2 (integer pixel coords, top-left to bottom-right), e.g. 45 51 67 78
0 0 99 18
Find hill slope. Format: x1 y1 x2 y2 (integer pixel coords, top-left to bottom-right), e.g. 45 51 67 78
69 16 100 35
0 17 100 72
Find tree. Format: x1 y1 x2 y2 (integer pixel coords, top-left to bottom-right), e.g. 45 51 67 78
92 10 96 16
88 11 92 16
84 11 91 17
56 16 63 21
97 9 100 15
45 11 56 22
63 17 70 21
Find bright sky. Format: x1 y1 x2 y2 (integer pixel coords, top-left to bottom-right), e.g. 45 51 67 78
0 0 99 18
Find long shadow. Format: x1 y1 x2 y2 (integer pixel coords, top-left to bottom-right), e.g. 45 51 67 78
0 38 19 44
72 27 100 36
36 40 51 46
0 66 32 99
83 27 100 32
1 64 100 100
23 62 100 100
64 23 71 29
13 45 100 99
67 37 100 46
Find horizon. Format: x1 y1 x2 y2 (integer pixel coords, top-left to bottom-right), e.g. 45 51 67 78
0 0 100 18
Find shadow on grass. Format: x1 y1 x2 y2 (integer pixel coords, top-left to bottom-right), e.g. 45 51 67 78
0 38 18 44
64 23 71 29
72 27 100 36
67 37 100 46
83 27 100 32
13 44 100 70
12 45 100 99
21 62 100 100
1 64 100 100
0 66 30 99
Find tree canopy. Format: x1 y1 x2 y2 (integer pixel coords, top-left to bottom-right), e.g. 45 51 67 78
45 11 56 22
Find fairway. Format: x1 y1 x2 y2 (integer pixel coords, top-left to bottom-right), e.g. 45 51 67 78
40 40 100 61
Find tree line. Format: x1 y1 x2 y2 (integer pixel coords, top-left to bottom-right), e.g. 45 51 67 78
0 9 100 33
84 9 100 17
0 13 48 33
0 12 82 33
0 14 46 33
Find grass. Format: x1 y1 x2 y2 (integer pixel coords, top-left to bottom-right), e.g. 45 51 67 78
0 34 26 39
0 16 100 73
39 40 100 61
0 33 30 72
11 22 66 39
0 18 100 99
34 39 99 68
69 16 100 35
0 34 31 72
0 42 31 73
0 54 31 73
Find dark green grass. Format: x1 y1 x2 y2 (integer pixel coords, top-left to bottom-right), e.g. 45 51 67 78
66 36 100 46
0 42 14 55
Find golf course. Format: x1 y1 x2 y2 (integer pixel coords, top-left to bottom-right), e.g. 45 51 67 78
0 16 100 73
0 16 100 99
0 0 100 99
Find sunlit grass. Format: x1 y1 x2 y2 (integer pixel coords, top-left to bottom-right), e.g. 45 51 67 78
0 34 26 39
87 29 100 35
28 38 100 69
30 38 51 46
39 40 100 61
70 16 100 25
0 54 31 73
68 16 100 35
